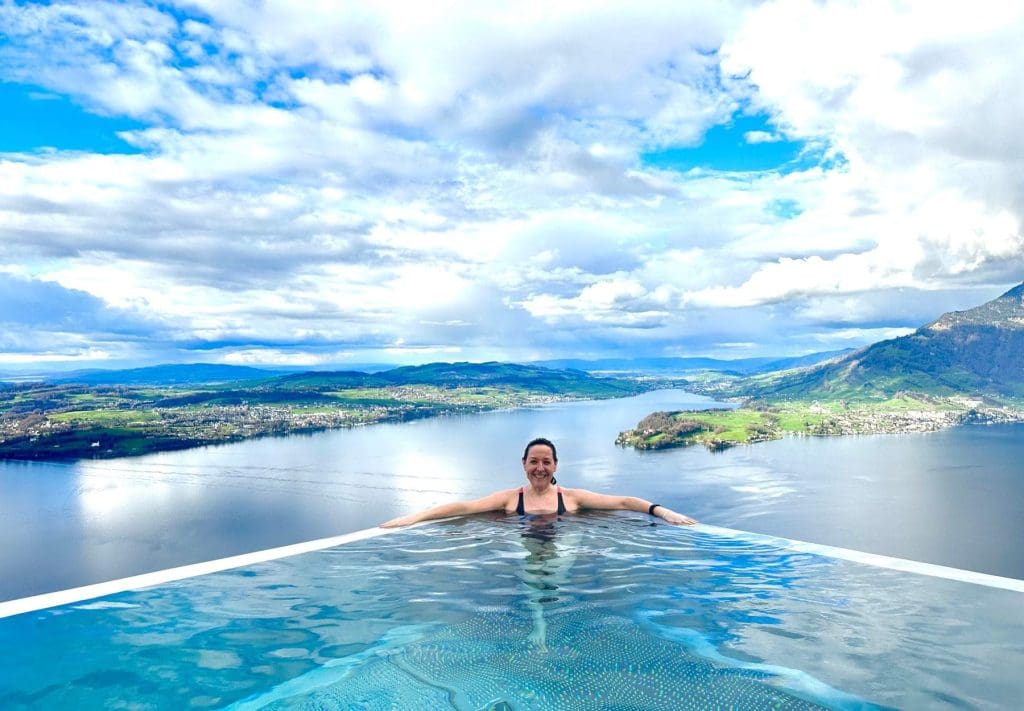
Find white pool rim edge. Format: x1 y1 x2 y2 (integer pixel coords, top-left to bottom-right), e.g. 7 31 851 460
696 524 1024 593
2 520 1021 619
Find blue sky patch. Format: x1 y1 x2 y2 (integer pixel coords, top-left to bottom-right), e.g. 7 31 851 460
641 113 809 173
0 82 147 154
767 199 804 219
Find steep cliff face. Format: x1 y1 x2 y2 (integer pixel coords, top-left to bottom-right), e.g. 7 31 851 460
748 283 1024 400
922 282 1024 331
901 283 1024 392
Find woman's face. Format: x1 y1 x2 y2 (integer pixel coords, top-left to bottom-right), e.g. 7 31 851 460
522 444 557 487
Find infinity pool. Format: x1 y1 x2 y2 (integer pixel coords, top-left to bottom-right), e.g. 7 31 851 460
2 514 1022 709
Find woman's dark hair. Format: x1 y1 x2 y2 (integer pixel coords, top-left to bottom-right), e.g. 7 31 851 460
522 437 557 463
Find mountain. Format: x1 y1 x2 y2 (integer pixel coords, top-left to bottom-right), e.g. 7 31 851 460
37 351 855 389
741 283 1024 401
276 361 644 395
530 350 852 375
36 361 646 397
51 363 286 386
382 361 599 389
753 350 857 373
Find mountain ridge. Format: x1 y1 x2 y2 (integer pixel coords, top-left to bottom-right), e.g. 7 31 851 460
737 282 1024 401
33 351 854 388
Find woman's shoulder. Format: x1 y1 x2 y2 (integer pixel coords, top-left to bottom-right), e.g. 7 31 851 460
464 488 521 513
558 486 593 500
477 487 521 505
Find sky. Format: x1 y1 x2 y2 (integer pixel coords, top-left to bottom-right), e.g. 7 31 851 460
1 1 1022 371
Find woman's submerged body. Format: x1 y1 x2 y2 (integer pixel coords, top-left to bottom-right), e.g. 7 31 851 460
380 437 696 528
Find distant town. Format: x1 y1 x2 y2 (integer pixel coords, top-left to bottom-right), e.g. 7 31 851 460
616 396 1024 452
0 363 652 460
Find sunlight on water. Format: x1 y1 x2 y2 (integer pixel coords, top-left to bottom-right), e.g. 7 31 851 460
2 514 1022 709
5 398 1024 602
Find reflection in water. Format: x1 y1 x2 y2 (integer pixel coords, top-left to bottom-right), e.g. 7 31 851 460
3 391 1024 600
5 516 1022 709
516 515 579 650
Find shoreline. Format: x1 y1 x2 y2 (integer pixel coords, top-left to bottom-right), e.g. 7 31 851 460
616 400 1024 452
0 391 622 463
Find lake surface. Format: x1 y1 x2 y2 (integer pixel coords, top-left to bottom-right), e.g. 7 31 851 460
2 389 1023 601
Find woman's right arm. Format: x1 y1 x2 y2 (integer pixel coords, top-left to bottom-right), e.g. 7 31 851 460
379 489 513 528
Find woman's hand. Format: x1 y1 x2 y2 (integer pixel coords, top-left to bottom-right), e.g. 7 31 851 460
379 513 420 528
659 508 697 525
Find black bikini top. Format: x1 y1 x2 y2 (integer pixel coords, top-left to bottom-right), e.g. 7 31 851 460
516 486 566 515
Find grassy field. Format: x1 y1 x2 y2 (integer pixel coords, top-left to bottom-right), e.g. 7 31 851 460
1 367 657 461
616 393 1012 452
49 409 162 424
616 408 782 450
686 409 775 441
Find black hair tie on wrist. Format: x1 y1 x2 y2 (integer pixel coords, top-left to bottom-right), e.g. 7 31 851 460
648 503 661 516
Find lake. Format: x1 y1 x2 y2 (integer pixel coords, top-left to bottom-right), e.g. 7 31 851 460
2 389 1022 601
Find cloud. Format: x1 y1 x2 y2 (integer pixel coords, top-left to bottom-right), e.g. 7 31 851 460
219 348 356 367
0 1 1021 365
744 130 782 144
0 273 167 359
719 0 1024 288
519 277 671 328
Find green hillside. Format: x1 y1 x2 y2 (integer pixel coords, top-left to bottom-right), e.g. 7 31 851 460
0 361 652 460
734 283 1024 403
163 362 646 406
619 284 1024 453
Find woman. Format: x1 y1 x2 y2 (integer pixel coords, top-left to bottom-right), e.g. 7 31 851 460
380 437 697 527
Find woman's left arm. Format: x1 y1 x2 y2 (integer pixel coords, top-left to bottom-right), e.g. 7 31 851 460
569 490 696 525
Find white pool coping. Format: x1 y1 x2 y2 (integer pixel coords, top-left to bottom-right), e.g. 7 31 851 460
696 524 1024 593
0 524 412 620
2 521 1021 620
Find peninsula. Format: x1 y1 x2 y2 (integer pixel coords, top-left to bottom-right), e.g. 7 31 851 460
618 283 1024 451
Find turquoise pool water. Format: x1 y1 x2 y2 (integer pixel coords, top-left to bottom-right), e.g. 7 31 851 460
2 514 1022 709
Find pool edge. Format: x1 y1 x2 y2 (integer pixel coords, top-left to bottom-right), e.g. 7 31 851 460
3 519 1021 619
697 524 1024 593
0 523 425 619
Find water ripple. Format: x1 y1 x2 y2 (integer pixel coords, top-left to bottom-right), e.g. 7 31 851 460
2 515 1022 710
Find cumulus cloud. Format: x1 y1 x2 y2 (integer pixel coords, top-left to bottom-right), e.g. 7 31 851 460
744 130 782 144
520 277 670 327
719 0 1024 292
0 273 168 360
0 1 1021 365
